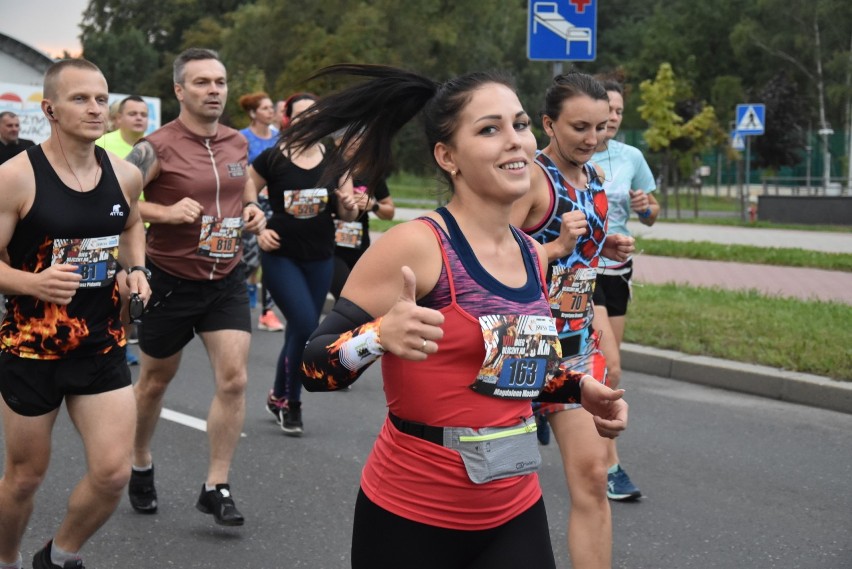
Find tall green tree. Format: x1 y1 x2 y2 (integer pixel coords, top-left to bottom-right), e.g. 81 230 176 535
82 28 158 94
639 63 724 216
751 72 807 170
74 0 850 181
81 0 250 119
731 0 852 183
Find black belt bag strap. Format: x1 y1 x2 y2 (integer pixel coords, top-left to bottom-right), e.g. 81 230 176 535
387 412 541 484
388 412 444 445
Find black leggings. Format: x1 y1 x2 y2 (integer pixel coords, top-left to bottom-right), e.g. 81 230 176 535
351 488 556 569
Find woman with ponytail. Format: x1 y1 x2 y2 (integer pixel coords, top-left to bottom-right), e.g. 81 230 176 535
247 92 359 436
509 70 636 568
293 65 628 569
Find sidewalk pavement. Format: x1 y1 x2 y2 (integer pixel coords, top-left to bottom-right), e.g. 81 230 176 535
627 220 852 254
388 209 852 414
632 256 852 305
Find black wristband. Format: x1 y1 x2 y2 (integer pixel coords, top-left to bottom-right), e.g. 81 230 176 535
372 201 380 213
128 265 152 280
244 200 262 210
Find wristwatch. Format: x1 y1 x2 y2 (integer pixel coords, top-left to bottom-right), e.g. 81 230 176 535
372 200 380 213
128 265 152 280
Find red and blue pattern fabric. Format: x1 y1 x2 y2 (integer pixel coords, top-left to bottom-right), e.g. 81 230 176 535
526 151 608 337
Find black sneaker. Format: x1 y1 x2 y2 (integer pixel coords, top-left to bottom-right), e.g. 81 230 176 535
281 400 303 437
128 466 158 513
196 483 245 526
32 541 84 569
265 390 287 426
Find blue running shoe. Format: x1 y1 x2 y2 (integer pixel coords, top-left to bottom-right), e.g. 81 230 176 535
607 464 642 501
247 283 258 309
126 350 139 366
536 414 551 446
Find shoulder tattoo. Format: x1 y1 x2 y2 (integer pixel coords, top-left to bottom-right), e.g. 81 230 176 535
125 141 158 184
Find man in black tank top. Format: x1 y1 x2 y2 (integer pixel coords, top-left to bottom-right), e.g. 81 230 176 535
0 59 149 569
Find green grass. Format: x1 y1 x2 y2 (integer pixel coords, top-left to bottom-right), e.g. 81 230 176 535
659 194 741 212
370 219 404 233
626 284 852 381
387 172 446 202
635 238 852 272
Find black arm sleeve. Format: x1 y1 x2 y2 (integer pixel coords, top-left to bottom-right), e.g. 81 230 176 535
534 365 584 405
300 297 383 392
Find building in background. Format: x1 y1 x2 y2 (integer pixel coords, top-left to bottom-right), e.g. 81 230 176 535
0 32 53 86
0 32 160 144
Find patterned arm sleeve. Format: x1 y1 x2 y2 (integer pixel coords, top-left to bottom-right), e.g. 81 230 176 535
534 364 586 405
300 297 385 392
535 338 609 404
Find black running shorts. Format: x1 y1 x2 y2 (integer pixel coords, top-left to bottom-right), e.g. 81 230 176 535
0 347 130 416
592 260 633 317
137 263 251 359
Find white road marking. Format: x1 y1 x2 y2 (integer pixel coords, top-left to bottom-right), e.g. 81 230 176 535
160 408 247 437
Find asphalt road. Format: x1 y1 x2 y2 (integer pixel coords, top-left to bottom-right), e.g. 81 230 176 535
7 317 852 569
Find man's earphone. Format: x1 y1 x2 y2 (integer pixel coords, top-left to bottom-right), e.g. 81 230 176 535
46 106 55 119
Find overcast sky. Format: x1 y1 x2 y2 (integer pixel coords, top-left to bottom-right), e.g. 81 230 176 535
0 0 89 57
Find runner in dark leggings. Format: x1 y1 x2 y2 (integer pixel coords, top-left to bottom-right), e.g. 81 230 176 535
329 132 395 301
247 94 358 436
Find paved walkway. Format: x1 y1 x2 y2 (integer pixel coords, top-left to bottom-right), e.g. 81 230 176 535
632 256 852 305
623 221 852 304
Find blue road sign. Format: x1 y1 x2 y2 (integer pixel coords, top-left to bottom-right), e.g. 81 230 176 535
730 130 745 151
735 104 765 136
528 0 597 61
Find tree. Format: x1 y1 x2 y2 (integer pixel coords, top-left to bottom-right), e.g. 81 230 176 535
710 75 745 131
731 0 852 186
74 0 850 184
751 73 806 170
81 0 251 120
82 29 158 94
639 63 724 217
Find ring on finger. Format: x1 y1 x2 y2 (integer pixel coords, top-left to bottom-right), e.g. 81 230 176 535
420 339 428 352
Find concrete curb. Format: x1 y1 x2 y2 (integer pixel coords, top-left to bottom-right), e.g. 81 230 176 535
621 343 852 415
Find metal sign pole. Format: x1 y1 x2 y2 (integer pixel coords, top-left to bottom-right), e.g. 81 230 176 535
743 136 751 222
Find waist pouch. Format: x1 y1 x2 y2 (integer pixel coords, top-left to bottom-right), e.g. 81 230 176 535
389 413 541 485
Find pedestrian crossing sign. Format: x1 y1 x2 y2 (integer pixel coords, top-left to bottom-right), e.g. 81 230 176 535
736 104 765 135
730 131 745 151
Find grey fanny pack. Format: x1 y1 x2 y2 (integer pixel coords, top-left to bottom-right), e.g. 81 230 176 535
389 413 541 485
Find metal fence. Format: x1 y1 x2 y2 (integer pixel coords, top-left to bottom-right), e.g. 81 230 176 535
761 177 849 196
